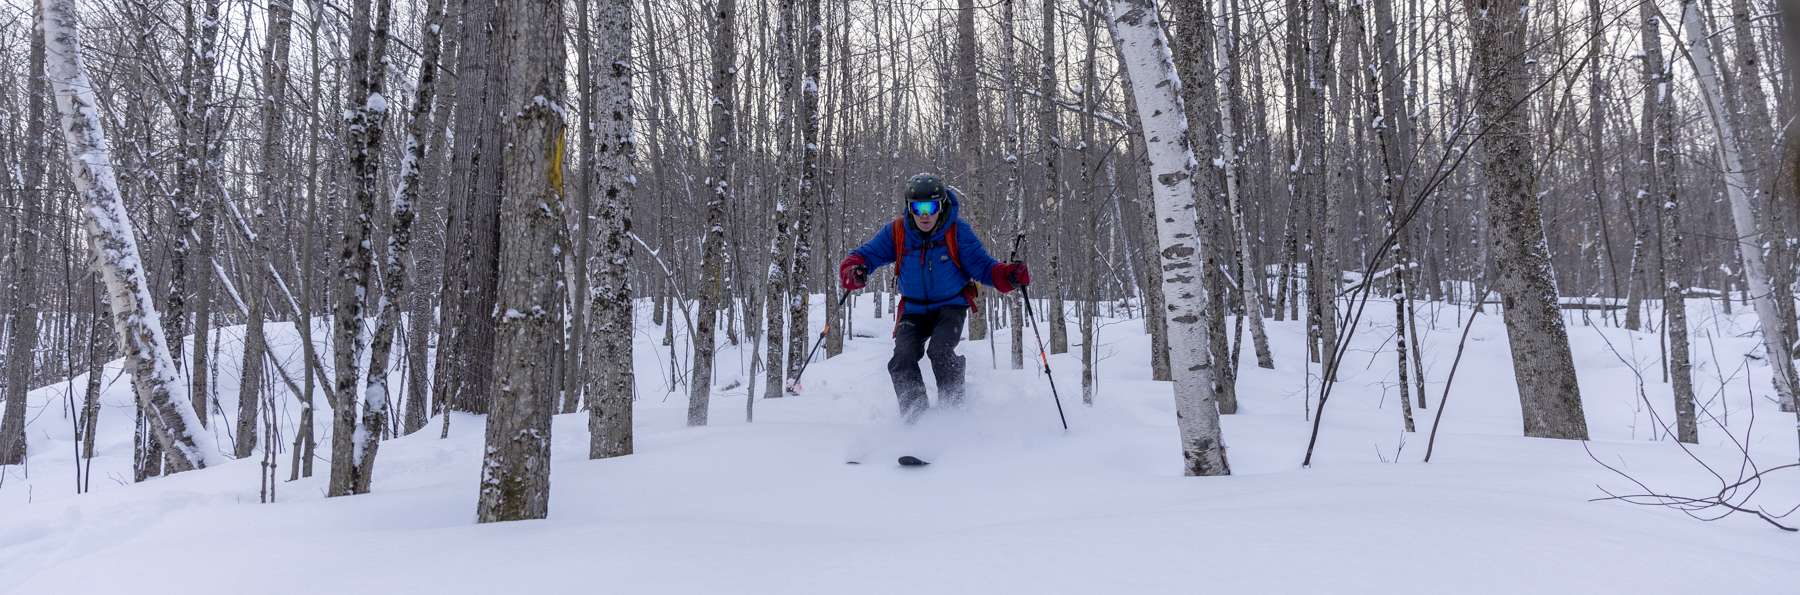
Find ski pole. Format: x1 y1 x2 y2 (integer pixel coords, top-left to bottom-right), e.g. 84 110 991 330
1010 234 1069 431
787 291 853 394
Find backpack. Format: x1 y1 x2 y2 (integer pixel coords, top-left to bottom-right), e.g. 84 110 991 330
891 217 979 320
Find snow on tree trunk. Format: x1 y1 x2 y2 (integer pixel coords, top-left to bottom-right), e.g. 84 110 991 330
477 0 569 523
354 0 444 491
1299 0 1338 382
762 0 796 400
1002 0 1025 371
588 0 637 459
328 0 393 498
1463 0 1588 441
39 0 210 472
786 0 822 389
1365 0 1413 431
1107 0 1230 477
691 0 739 426
1678 0 1800 435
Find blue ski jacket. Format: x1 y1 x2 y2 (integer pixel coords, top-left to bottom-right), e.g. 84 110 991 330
849 187 1003 312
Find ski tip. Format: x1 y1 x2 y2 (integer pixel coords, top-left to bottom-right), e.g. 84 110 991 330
897 455 930 467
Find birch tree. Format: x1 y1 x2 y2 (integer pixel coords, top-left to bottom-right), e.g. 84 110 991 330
328 0 393 498
1213 7 1273 371
1107 0 1229 477
40 0 211 473
762 0 795 400
355 0 447 488
1677 0 1800 428
786 0 822 389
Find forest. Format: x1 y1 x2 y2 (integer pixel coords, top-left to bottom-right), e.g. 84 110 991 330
2 0 1800 591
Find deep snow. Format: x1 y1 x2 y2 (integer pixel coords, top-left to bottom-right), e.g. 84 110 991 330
2 294 1798 594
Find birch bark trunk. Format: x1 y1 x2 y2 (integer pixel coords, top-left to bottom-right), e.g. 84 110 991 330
40 0 212 472
1679 0 1800 434
1107 0 1230 476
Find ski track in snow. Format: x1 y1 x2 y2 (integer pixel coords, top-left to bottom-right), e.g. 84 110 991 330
2 297 1798 594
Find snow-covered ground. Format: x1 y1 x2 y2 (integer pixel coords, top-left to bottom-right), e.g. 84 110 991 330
2 295 1797 594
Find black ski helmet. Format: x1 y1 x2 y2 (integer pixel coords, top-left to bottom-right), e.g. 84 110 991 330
904 173 948 203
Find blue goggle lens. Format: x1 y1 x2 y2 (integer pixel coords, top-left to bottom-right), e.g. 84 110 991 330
910 200 940 217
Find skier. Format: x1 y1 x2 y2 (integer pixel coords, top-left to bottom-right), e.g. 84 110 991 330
838 173 1031 421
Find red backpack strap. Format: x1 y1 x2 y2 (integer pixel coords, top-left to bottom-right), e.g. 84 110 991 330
892 218 907 329
945 224 963 272
946 225 979 313
891 218 907 280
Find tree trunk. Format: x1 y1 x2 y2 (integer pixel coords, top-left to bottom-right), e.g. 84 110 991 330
1680 0 1800 429
1002 0 1026 371
354 0 443 490
1108 0 1230 477
1300 0 1338 381
1464 0 1589 440
588 0 637 459
477 0 568 523
1214 7 1273 371
786 0 822 388
328 0 393 497
762 0 796 399
1042 0 1068 356
0 15 47 466
691 0 739 426
437 0 510 416
41 0 211 472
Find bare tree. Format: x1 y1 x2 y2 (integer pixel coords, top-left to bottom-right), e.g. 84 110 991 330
1107 0 1230 477
41 0 211 473
588 0 637 459
1678 0 1800 446
0 8 46 466
786 0 823 391
691 0 739 426
234 0 297 459
477 0 569 523
1463 0 1588 440
328 0 394 497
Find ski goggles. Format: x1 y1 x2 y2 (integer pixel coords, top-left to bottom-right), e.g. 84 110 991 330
909 199 943 217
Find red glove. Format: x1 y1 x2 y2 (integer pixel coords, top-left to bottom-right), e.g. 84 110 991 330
839 254 869 291
992 262 1031 293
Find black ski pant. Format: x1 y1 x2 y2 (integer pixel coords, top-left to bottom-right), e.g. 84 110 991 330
888 305 967 421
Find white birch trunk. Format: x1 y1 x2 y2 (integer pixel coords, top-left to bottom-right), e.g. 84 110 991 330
1214 13 1273 371
1107 0 1229 476
1678 0 1800 429
39 0 210 472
